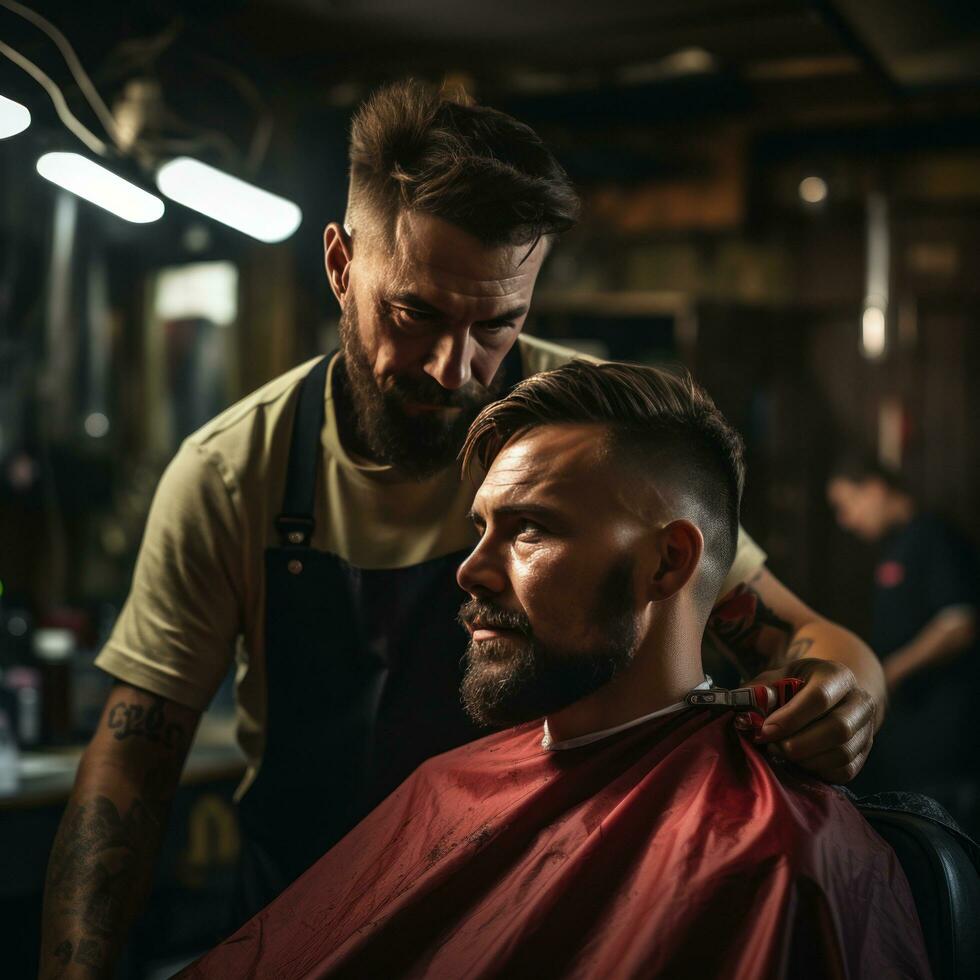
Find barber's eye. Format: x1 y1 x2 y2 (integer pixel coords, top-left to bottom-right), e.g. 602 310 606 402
396 307 436 322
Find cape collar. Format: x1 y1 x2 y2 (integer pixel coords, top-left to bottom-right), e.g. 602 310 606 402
542 677 713 751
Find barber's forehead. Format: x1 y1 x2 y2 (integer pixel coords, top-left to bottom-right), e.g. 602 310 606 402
390 211 544 295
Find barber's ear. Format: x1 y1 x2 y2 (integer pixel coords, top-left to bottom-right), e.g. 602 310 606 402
648 520 704 602
323 222 353 304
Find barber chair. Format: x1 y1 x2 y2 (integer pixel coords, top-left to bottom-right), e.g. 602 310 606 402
848 791 980 980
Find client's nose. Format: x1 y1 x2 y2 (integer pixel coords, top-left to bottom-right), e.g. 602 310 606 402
457 537 507 597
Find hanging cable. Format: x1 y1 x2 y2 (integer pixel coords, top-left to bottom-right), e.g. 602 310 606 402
192 52 274 174
0 0 122 148
0 4 276 179
0 39 108 155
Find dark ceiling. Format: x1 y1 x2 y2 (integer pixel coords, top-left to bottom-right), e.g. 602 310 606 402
6 1 980 108
1 1 979 204
197 0 980 90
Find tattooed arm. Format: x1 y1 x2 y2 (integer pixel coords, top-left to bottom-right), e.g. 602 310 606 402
708 567 886 783
39 683 201 979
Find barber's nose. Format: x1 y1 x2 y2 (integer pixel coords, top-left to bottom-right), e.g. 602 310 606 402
457 539 507 596
424 331 472 391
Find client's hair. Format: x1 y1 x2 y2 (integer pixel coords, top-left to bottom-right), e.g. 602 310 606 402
461 360 745 606
347 78 580 248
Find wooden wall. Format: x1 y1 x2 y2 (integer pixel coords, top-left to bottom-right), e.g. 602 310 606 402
691 206 980 639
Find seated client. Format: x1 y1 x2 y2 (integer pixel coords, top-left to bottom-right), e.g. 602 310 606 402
183 361 930 979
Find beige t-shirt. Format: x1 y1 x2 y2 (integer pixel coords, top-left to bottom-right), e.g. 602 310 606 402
96 334 766 794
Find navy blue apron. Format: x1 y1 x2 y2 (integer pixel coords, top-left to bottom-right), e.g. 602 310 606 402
233 346 523 923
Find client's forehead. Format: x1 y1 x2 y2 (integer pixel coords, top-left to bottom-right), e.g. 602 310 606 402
474 424 616 515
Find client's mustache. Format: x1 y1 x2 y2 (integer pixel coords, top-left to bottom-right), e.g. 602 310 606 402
458 598 532 636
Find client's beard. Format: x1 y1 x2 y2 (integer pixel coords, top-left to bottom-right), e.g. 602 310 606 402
338 295 506 479
458 558 639 728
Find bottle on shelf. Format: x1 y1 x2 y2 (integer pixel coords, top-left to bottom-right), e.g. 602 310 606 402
0 708 20 794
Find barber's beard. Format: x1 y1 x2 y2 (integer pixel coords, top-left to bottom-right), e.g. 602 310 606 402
338 295 506 480
458 558 639 728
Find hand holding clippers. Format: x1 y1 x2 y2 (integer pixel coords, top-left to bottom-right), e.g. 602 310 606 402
686 678 804 740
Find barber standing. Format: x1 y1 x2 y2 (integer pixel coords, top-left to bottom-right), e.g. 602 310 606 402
39 80 885 979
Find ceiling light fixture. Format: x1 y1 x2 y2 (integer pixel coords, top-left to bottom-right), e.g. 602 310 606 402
861 193 889 360
36 152 165 223
156 157 302 243
861 306 887 359
0 92 31 138
798 176 828 205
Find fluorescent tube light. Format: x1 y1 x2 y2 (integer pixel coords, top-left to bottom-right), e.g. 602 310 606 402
156 157 302 243
36 152 164 223
0 93 31 138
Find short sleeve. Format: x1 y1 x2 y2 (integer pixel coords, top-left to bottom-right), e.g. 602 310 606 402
95 440 245 712
718 525 767 599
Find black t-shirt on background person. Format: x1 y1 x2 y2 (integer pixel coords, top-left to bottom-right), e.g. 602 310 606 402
872 514 978 669
855 514 980 836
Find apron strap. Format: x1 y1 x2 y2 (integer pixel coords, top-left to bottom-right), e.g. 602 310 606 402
273 340 525 548
275 354 331 547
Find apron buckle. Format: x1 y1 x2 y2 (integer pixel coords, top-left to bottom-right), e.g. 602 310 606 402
276 513 315 547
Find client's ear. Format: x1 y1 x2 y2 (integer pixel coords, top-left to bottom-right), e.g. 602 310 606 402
648 520 704 602
323 222 353 304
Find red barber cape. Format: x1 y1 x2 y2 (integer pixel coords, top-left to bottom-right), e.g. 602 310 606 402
183 710 931 980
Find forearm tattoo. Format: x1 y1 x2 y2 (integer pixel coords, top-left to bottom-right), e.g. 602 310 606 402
42 696 187 976
708 580 795 678
107 696 186 750
785 637 814 661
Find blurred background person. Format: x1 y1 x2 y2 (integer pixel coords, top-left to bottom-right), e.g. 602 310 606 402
828 456 979 836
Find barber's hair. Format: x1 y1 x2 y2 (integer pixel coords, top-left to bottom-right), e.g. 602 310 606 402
462 360 745 606
347 79 580 247
829 453 907 494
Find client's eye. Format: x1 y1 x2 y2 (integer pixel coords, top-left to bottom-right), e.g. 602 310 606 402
517 519 544 538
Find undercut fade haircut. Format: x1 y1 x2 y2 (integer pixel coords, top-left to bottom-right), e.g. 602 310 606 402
462 361 746 608
347 78 580 248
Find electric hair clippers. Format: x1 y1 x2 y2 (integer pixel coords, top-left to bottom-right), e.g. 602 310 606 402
685 677 803 740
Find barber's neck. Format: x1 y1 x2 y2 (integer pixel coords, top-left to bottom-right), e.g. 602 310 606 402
545 598 706 744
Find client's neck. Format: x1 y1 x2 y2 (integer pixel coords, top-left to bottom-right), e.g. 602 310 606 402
545 605 705 744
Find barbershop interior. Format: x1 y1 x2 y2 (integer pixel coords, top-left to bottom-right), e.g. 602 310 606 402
2 1 979 978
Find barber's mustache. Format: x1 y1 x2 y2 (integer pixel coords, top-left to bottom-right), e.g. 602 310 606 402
381 373 494 410
458 598 532 636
